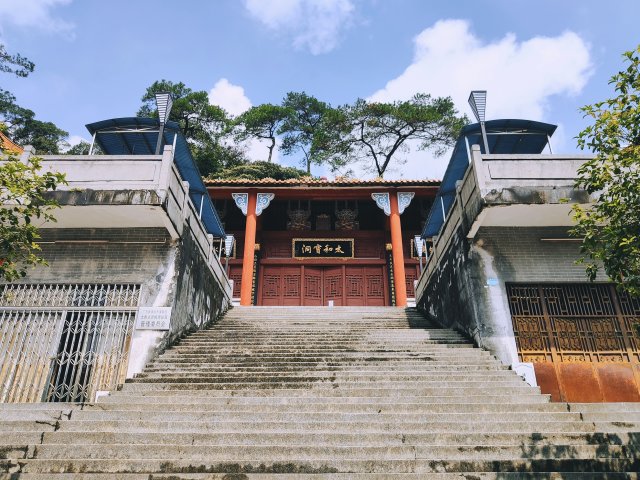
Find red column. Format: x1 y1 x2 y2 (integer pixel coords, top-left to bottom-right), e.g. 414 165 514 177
240 191 257 306
389 193 407 307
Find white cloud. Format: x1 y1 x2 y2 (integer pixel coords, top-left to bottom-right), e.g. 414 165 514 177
208 78 279 163
243 0 354 54
208 78 252 117
366 19 592 180
0 0 74 35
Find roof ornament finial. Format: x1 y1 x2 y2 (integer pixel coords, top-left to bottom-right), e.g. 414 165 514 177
155 92 174 154
468 90 490 154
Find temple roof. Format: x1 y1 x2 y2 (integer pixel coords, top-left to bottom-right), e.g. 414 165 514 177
205 178 440 187
0 130 23 155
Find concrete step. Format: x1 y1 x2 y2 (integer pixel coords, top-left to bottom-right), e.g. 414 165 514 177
3 473 639 480
69 410 583 424
114 386 545 397
99 393 553 404
52 419 599 434
10 457 640 474
83 401 569 414
141 364 511 372
27 431 631 447
4 306 639 476
131 373 524 383
31 443 632 462
570 403 640 413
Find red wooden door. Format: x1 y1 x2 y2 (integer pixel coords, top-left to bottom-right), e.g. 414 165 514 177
365 266 386 306
261 265 282 306
260 264 388 306
324 267 344 306
405 265 419 299
229 265 243 299
345 267 365 306
303 267 323 306
282 267 301 305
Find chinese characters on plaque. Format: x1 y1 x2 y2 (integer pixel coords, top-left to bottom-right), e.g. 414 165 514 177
292 239 354 258
135 307 172 330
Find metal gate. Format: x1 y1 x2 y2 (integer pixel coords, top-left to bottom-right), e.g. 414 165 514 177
507 283 640 401
0 284 139 403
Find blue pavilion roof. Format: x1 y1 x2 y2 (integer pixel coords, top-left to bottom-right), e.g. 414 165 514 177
422 119 557 239
86 117 225 237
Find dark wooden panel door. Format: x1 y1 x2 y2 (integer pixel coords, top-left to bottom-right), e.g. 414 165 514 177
260 264 389 306
405 265 419 299
324 267 344 306
365 266 386 306
345 267 365 306
282 267 301 305
261 266 282 306
303 267 323 306
229 265 243 298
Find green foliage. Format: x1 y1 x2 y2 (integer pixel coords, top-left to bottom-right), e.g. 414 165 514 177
234 104 289 163
138 79 248 176
318 94 468 178
65 141 91 155
279 92 331 174
11 112 68 154
211 161 306 181
0 44 34 78
0 155 66 281
571 46 640 296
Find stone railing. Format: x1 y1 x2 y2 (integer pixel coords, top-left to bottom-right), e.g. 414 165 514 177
19 145 231 302
415 145 594 303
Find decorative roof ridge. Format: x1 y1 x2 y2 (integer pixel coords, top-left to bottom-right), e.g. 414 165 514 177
204 178 441 186
0 130 24 155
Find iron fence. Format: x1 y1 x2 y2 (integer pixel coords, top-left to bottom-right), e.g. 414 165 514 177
0 284 139 403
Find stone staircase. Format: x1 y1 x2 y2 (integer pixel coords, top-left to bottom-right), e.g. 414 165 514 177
1 306 640 479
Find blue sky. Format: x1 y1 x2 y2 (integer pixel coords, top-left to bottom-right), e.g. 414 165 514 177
1 0 639 179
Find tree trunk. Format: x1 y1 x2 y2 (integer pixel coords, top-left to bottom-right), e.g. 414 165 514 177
267 137 275 163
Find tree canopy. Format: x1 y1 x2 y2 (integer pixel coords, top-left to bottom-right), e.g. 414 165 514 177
210 160 306 181
571 45 640 296
138 79 247 177
318 94 467 178
279 92 331 174
137 81 467 180
0 154 66 281
233 104 288 163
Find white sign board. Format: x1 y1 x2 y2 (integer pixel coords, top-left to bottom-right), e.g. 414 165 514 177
135 307 172 330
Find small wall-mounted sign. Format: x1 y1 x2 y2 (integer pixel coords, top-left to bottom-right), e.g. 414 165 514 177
135 307 171 330
292 238 354 258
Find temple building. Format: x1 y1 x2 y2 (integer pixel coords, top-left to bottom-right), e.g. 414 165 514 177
1 97 639 406
207 178 437 307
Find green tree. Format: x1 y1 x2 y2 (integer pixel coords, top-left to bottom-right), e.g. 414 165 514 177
138 80 246 176
0 44 68 154
0 154 66 281
319 94 467 178
571 46 640 296
0 44 34 77
211 161 306 181
279 92 331 174
65 140 91 155
234 104 288 162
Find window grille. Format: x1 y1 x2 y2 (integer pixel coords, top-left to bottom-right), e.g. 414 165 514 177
0 284 139 403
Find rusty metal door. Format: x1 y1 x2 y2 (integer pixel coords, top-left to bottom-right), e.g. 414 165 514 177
507 283 640 402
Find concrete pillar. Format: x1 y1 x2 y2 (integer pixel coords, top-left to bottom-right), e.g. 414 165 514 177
240 191 257 306
389 193 407 307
